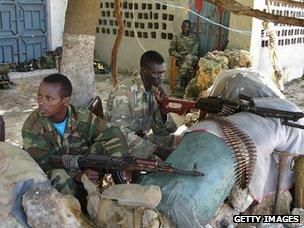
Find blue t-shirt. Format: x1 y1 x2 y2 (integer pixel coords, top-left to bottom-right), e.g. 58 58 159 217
52 117 68 137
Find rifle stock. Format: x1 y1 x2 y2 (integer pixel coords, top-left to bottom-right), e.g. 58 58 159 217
161 96 207 119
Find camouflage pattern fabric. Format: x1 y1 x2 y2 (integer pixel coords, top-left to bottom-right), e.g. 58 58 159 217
48 169 77 195
105 75 177 158
169 33 199 88
22 105 128 173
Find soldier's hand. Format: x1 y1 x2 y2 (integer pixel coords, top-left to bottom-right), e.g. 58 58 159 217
76 169 99 184
152 85 166 104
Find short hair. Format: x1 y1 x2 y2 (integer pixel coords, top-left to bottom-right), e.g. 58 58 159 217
42 73 72 98
182 20 191 27
140 50 164 69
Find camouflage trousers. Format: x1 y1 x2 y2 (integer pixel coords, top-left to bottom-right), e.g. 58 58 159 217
146 134 175 150
145 134 176 160
47 169 78 195
177 54 198 88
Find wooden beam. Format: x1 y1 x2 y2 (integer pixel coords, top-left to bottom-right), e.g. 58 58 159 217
207 0 304 27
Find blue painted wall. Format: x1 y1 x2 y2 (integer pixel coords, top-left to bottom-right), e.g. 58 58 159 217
189 1 230 56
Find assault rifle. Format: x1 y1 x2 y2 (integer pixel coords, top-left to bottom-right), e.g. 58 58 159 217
51 154 203 183
161 95 304 129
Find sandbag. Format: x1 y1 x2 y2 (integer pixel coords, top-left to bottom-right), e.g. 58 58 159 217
0 142 47 227
140 98 304 226
22 184 94 228
142 69 302 226
82 175 172 228
101 184 161 208
191 98 304 200
209 68 284 99
0 142 97 227
185 49 252 100
140 132 236 227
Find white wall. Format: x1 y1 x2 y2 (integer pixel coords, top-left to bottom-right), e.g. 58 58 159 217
256 38 304 81
249 0 266 77
48 0 68 50
228 0 304 81
251 0 304 81
227 0 253 51
95 0 188 74
46 0 304 81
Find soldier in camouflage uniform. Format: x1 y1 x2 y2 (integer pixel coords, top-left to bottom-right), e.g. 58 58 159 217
105 51 177 160
169 20 199 95
22 74 128 195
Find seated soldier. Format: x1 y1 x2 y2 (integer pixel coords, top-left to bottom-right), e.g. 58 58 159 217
105 50 177 160
169 20 198 96
22 73 128 196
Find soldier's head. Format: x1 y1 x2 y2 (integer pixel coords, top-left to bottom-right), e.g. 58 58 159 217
37 74 72 122
181 20 191 35
140 50 165 90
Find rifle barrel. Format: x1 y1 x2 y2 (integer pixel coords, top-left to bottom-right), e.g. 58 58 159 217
172 168 204 176
282 120 304 130
245 106 304 122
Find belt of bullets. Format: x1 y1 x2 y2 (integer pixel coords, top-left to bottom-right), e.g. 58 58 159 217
209 116 257 189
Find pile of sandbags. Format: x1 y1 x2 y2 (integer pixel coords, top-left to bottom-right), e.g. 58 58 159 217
82 175 173 227
0 142 93 227
0 142 47 227
22 185 94 228
0 141 171 227
219 49 252 69
185 49 252 100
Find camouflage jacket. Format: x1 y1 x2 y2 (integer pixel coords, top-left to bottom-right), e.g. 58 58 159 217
169 33 199 61
105 75 177 158
22 105 128 172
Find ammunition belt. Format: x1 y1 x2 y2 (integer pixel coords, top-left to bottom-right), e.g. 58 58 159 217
209 116 257 189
